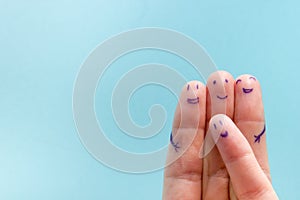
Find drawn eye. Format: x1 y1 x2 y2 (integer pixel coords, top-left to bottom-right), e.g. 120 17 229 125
187 84 190 90
249 76 257 81
236 79 242 84
196 84 199 89
225 79 228 83
213 80 216 85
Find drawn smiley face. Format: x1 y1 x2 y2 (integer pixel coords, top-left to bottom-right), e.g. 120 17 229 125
236 76 256 94
213 120 228 138
186 84 199 104
213 78 229 100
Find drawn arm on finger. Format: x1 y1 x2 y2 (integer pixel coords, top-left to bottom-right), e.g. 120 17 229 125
170 132 180 152
254 124 266 143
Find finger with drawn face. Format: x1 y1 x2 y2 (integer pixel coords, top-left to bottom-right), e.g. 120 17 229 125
163 81 206 200
202 71 235 200
206 71 235 119
234 74 271 181
208 114 278 199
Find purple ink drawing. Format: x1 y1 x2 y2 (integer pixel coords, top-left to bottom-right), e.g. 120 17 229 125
213 79 229 100
249 76 256 81
254 124 266 143
236 79 242 84
187 97 199 104
217 95 228 100
170 132 180 152
220 130 228 138
243 88 254 93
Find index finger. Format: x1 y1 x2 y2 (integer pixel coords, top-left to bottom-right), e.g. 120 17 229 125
209 114 278 199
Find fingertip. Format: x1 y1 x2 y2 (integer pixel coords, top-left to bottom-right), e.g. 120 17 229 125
180 81 205 101
208 114 232 143
207 71 235 95
206 71 235 118
235 74 261 96
179 80 206 127
234 74 264 122
209 114 265 168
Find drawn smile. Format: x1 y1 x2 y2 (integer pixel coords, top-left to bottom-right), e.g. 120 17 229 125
187 97 199 104
217 95 228 100
220 130 228 137
243 88 253 93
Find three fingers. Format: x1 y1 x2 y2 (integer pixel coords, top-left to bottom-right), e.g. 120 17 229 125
163 71 277 199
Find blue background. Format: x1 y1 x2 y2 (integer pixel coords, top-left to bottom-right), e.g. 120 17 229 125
1 0 299 199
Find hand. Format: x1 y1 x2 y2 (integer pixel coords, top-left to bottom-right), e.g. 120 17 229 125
163 71 278 200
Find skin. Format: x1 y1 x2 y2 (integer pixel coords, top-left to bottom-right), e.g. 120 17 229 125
203 71 234 200
163 71 278 200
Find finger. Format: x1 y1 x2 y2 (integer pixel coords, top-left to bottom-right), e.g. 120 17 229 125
202 71 234 200
163 81 206 200
234 75 271 181
209 114 278 199
206 71 235 119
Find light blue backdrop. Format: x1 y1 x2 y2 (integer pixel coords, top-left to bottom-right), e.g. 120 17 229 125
1 0 299 199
